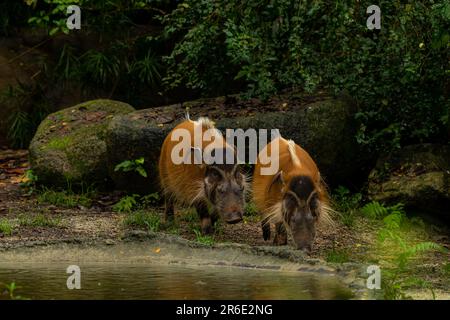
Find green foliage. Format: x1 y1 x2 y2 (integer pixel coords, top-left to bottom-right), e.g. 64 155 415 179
1 282 28 300
244 202 258 216
179 208 198 223
130 52 162 87
443 262 450 276
114 192 161 213
82 49 121 85
193 229 215 246
333 186 363 211
123 209 161 232
361 201 404 220
18 1 167 106
18 213 61 227
1 83 50 148
333 186 362 228
364 201 448 299
37 188 92 208
26 0 79 35
113 194 139 213
19 169 39 194
0 219 14 236
114 157 148 178
3 0 447 152
37 188 93 208
162 0 449 150
140 192 161 207
325 248 350 263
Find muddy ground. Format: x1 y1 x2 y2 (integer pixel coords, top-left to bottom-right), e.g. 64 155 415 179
0 148 449 299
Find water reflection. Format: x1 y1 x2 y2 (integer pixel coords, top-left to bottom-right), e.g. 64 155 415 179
0 263 353 300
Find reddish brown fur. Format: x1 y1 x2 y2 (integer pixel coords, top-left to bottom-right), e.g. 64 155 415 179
159 117 246 234
253 137 332 250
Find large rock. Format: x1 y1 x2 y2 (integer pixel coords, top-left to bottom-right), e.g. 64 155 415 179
106 94 369 193
368 144 450 220
29 99 135 188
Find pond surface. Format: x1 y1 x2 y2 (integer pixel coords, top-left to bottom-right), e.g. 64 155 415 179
0 263 354 300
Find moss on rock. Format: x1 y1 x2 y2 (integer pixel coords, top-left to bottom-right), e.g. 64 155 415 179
368 144 450 220
29 99 135 188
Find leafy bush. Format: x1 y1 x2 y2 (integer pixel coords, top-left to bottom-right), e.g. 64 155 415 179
1 83 51 148
332 186 363 227
162 0 449 151
3 1 448 152
113 194 139 213
19 0 168 106
114 157 148 178
140 192 161 206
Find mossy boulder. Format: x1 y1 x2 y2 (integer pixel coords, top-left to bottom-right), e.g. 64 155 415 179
29 99 135 188
106 93 368 193
368 144 450 220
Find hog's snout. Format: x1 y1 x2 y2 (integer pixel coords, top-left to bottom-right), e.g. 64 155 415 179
224 209 243 224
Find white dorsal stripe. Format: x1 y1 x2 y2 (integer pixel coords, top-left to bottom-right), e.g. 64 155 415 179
196 117 216 129
287 139 301 167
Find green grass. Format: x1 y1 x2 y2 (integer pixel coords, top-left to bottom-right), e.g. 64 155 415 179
442 263 450 277
332 186 362 229
179 208 198 223
0 219 14 235
123 210 161 232
37 189 92 208
193 229 215 245
18 213 61 227
244 202 258 216
339 211 357 228
325 248 350 263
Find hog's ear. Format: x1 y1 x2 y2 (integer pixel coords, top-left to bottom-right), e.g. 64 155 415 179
205 166 224 186
232 165 245 184
309 192 320 218
268 170 284 192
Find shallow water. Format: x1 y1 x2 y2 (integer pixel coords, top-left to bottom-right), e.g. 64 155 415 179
0 263 354 300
